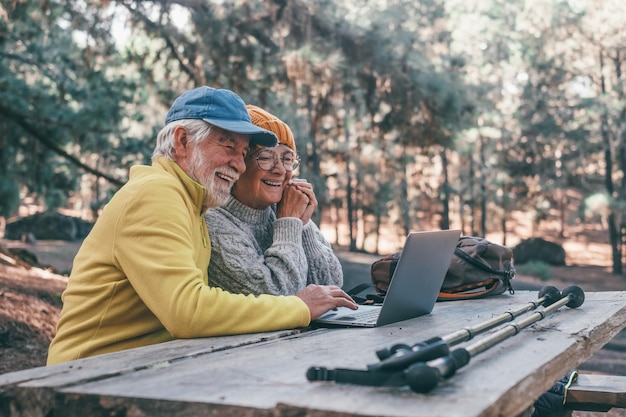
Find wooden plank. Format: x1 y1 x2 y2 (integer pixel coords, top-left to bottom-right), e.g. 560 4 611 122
1 291 625 417
0 330 300 417
0 330 299 386
565 373 626 411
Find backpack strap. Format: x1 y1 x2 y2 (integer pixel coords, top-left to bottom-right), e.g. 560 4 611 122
345 283 384 305
437 278 504 301
346 283 373 297
453 248 516 294
453 248 511 277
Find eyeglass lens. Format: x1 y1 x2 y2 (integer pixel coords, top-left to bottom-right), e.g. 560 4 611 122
256 151 299 172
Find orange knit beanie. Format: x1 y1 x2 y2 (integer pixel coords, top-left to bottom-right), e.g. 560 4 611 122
246 105 296 152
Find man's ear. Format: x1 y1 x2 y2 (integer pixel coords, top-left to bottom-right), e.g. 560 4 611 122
172 126 189 159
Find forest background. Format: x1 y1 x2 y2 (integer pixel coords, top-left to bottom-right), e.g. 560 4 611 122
1 0 625 275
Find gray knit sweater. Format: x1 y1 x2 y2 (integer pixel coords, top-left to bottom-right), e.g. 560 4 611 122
205 196 343 296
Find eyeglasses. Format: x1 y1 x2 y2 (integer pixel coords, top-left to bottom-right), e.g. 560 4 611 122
252 150 300 172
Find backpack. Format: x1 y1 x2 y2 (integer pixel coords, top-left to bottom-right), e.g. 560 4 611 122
370 235 515 301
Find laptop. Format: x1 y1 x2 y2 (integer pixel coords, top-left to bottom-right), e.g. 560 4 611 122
314 229 461 327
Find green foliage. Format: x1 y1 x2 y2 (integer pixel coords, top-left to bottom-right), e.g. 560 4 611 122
45 189 68 212
0 176 20 218
517 261 552 281
0 0 145 217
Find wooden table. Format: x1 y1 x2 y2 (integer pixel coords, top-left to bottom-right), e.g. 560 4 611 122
1 291 625 417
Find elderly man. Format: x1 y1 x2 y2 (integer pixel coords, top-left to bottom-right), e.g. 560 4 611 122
47 87 357 365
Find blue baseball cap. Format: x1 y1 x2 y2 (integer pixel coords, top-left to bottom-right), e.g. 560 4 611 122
165 86 278 147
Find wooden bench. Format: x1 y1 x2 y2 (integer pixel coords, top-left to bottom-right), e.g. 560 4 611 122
564 373 626 412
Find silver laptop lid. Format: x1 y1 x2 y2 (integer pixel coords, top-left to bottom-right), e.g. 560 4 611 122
376 229 461 326
313 229 460 327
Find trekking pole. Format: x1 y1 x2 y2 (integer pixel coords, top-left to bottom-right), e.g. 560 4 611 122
404 285 585 394
369 285 562 372
307 286 569 387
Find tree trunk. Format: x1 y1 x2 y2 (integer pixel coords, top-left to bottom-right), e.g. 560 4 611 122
599 50 622 274
374 211 382 254
345 153 357 251
400 147 411 237
479 136 487 237
469 147 476 235
440 147 450 230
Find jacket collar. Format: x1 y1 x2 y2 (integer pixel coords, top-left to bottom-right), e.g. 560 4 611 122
153 157 207 214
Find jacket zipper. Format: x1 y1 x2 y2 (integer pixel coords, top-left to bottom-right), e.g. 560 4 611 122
200 215 207 248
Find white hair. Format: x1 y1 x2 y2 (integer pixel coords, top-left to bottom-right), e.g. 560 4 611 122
152 119 214 161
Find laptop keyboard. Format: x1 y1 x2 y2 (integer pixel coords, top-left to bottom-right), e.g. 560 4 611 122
339 308 380 323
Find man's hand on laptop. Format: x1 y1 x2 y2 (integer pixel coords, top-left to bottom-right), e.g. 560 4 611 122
296 285 358 319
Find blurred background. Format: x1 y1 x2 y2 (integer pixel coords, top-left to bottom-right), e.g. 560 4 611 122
0 0 624 273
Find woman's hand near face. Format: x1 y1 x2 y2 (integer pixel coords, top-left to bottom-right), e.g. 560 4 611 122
276 181 309 219
289 180 317 224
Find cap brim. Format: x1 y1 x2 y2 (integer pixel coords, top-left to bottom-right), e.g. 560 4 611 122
203 118 278 147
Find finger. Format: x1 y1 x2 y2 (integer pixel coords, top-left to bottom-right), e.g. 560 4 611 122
330 288 357 304
335 296 359 310
282 185 300 196
335 288 355 301
298 186 314 197
291 181 313 190
285 185 311 202
282 187 308 205
297 188 316 206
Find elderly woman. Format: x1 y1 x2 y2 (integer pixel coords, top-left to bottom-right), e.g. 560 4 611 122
204 105 343 296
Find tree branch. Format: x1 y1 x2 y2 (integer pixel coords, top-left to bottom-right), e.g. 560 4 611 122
0 103 126 187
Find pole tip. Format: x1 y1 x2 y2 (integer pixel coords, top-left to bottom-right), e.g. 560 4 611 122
562 285 585 308
539 285 561 306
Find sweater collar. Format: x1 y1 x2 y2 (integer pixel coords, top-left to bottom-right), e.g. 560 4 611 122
153 157 207 214
224 195 273 225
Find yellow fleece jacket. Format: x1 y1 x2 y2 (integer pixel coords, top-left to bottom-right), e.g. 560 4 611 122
47 158 310 365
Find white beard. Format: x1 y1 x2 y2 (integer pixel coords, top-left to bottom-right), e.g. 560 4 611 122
188 150 235 209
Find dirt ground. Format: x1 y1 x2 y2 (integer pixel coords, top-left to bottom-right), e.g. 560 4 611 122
0 240 80 373
1 236 625 417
